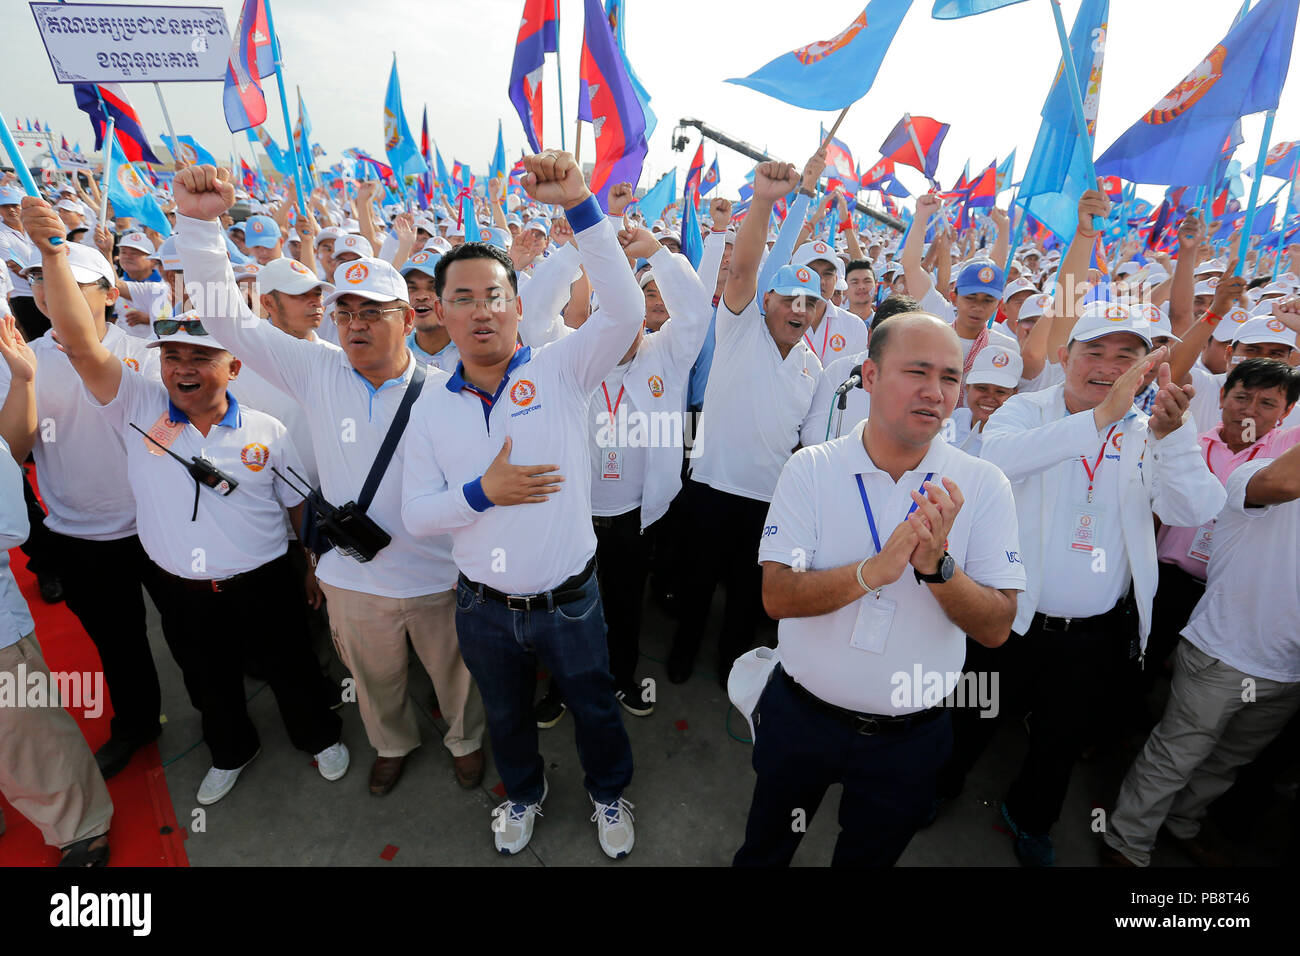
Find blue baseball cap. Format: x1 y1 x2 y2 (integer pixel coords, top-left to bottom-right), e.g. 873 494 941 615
470 225 511 252
400 251 442 280
0 185 24 206
242 215 282 249
955 259 1005 298
766 263 825 300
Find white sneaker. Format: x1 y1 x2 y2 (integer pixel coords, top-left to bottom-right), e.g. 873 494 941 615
493 777 548 855
591 795 636 859
315 742 350 781
197 750 259 805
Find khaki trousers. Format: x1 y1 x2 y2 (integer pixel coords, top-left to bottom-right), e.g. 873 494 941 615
319 584 485 758
0 633 114 849
1104 638 1300 866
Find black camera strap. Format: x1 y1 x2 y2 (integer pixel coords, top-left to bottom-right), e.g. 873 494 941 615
356 360 427 513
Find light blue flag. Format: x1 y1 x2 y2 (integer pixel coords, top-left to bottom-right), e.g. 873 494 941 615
107 137 170 235
726 0 913 111
605 0 657 142
435 145 455 206
996 149 1016 192
384 57 429 179
1018 0 1109 240
680 180 703 268
294 92 317 189
931 0 1028 17
160 134 216 167
636 169 677 225
490 120 507 186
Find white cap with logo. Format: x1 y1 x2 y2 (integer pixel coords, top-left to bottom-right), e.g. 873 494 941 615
1068 300 1154 347
258 257 331 295
325 258 409 308
1232 315 1297 349
966 344 1023 389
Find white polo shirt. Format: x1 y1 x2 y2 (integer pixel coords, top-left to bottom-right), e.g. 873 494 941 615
88 372 304 580
115 273 170 339
690 296 821 501
1182 459 1300 682
0 225 34 298
174 213 459 598
802 303 868 366
800 348 870 446
0 437 34 651
400 197 645 595
407 330 460 374
760 423 1025 714
1187 364 1226 436
32 324 159 540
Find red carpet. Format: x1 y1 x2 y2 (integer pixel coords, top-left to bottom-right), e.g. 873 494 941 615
0 473 188 866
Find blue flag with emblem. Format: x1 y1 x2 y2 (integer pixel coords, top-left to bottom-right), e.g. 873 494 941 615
1096 0 1300 187
161 134 217 168
384 56 428 179
106 136 171 236
726 0 914 110
636 168 676 226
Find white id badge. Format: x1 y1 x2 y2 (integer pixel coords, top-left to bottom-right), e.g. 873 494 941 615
601 449 622 481
1069 507 1103 553
850 595 897 655
1187 521 1215 563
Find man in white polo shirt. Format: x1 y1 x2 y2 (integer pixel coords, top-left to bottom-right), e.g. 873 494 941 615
937 301 1226 866
400 150 645 860
30 196 349 806
669 160 822 687
1102 428 1300 867
734 312 1025 866
170 164 485 798
399 251 461 372
788 239 869 364
7 229 168 780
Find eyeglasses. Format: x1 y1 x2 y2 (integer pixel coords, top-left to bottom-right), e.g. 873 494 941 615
439 294 517 312
154 318 209 337
333 306 406 326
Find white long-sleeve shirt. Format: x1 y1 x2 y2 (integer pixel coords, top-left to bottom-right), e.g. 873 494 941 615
0 437 33 651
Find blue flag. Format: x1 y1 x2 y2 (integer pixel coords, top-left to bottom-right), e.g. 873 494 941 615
726 0 913 111
248 128 293 178
636 168 676 225
931 0 1028 16
435 145 455 206
106 137 170 235
605 0 657 142
1096 0 1300 187
294 92 317 189
490 120 507 186
680 180 703 268
1017 0 1109 240
160 134 216 168
384 57 428 179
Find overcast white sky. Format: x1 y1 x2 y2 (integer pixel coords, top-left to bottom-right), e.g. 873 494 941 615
9 0 1300 210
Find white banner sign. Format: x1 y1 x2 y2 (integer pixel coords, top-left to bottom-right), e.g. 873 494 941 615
30 2 231 83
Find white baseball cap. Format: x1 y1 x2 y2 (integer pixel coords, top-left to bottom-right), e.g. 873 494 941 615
316 226 347 246
325 257 409 308
1003 277 1037 301
1068 300 1154 347
64 244 117 285
332 233 373 260
1212 305 1252 342
1116 261 1141 277
424 236 452 254
145 310 230 351
1232 315 1297 349
258 257 330 295
792 239 837 268
119 232 154 254
148 237 182 271
524 218 549 235
965 344 1023 389
1195 259 1225 277
1193 278 1219 298
233 261 262 284
1018 292 1053 323
1133 301 1180 343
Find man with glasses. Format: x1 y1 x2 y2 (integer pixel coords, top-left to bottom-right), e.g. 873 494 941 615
171 165 485 798
401 150 645 860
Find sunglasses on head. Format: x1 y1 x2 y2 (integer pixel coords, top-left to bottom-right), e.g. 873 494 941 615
153 318 209 337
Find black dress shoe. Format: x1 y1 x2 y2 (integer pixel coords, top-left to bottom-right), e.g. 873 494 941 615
666 644 694 685
95 736 144 779
37 573 64 604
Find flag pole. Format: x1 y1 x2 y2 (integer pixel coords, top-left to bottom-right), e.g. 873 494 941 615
574 119 583 165
152 83 181 167
1047 0 1103 232
263 0 309 217
555 2 565 152
820 106 850 148
98 117 117 225
1271 158 1298 279
0 109 63 244
1235 110 1277 276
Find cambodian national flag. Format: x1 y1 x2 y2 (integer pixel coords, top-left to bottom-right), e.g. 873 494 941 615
861 157 895 188
418 107 433 210
966 161 998 208
509 0 558 153
727 0 914 110
223 0 275 133
1099 175 1123 201
683 142 705 204
74 83 162 165
1263 140 1300 181
578 0 648 210
879 114 948 182
820 127 856 183
1096 0 1300 187
700 157 720 196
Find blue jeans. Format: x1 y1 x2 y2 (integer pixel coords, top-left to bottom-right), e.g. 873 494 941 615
454 570 633 805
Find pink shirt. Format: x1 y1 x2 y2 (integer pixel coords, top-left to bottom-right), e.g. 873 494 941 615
1157 424 1300 579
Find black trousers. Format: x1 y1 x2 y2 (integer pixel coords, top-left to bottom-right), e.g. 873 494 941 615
47 530 168 743
671 480 770 674
19 473 58 579
734 669 952 867
593 510 653 689
937 599 1139 835
8 295 50 341
147 551 340 769
1146 561 1206 684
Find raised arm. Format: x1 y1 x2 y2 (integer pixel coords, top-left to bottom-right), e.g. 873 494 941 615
20 197 121 406
1169 273 1244 385
0 316 37 462
1047 187 1111 361
903 193 942 299
725 160 801 314
990 207 1010 272
1167 212 1202 338
1241 440 1300 506
755 149 824 298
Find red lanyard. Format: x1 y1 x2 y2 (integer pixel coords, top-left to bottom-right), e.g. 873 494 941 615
804 315 831 360
1204 438 1261 480
1081 426 1118 504
601 382 626 419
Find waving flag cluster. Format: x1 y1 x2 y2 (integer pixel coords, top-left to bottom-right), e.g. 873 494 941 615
578 0 648 210
509 0 559 152
223 0 276 133
727 0 914 110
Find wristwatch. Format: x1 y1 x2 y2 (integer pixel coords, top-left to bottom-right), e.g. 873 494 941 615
914 552 956 585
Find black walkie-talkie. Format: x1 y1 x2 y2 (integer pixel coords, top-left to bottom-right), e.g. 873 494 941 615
129 423 239 496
